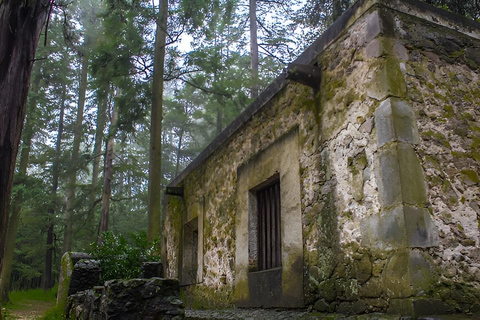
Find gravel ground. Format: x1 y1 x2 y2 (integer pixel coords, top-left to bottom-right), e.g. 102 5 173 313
186 308 329 319
186 309 479 320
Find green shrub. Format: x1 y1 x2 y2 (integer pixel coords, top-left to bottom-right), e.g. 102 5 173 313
89 231 160 282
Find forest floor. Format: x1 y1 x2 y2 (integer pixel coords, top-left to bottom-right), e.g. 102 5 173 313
3 300 53 320
2 288 58 320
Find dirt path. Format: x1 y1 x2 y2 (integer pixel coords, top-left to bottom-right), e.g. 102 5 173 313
4 300 53 320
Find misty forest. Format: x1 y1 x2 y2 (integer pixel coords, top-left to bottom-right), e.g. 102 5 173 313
0 0 479 318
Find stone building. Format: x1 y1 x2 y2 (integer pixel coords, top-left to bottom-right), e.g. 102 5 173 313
163 0 480 316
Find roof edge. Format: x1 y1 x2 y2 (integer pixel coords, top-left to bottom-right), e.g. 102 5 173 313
167 0 374 188
167 0 480 188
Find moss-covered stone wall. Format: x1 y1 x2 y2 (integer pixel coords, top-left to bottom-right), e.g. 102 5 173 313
164 0 480 315
396 7 480 314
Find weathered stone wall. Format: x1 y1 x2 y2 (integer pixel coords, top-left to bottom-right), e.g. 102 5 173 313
166 83 319 307
164 0 480 315
398 7 480 313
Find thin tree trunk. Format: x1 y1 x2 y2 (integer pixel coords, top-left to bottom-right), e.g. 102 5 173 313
63 51 89 254
174 129 184 177
0 1 50 317
216 106 222 135
89 86 108 243
147 0 168 242
43 85 66 291
249 0 259 99
97 93 118 244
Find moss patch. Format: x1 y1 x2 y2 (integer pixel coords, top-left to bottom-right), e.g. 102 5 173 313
460 169 480 184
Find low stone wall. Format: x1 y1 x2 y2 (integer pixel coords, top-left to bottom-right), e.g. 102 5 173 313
66 278 185 320
57 253 182 319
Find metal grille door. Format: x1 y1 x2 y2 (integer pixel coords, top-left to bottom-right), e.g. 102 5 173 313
257 181 281 270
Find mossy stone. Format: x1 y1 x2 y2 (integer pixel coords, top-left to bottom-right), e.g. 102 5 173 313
318 279 337 302
383 251 412 298
313 299 329 312
366 57 407 100
460 169 480 184
337 302 354 316
354 254 372 284
359 277 384 298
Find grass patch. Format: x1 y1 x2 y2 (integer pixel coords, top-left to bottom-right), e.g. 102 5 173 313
40 306 65 320
3 287 61 319
7 287 57 308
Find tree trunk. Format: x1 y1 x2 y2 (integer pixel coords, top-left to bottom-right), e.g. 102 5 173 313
63 50 89 254
147 0 168 242
97 92 118 244
0 1 50 316
249 0 259 99
0 58 43 302
216 106 222 135
174 129 184 178
43 84 66 291
89 85 108 243
0 108 36 303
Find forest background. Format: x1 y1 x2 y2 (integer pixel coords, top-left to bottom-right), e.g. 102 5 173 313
0 0 478 309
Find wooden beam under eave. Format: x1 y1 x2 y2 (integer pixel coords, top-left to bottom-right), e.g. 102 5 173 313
285 63 322 88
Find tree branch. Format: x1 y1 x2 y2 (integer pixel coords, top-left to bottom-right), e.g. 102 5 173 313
258 44 288 65
181 78 233 97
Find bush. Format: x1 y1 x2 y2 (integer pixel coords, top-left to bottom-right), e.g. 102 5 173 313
89 231 160 282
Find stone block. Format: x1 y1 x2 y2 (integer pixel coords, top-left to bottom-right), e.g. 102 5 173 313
343 279 359 301
376 147 402 208
365 39 382 58
361 205 438 249
359 277 385 298
408 251 434 294
382 250 436 301
375 98 420 148
318 279 337 302
313 299 329 312
308 265 319 278
353 300 368 314
413 299 455 316
383 251 413 298
375 141 428 210
397 143 427 206
365 11 381 44
68 260 101 296
388 298 454 317
361 206 407 249
57 252 93 311
366 58 406 101
388 298 414 316
354 255 372 284
337 301 354 316
393 41 408 61
403 207 438 247
363 298 388 310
